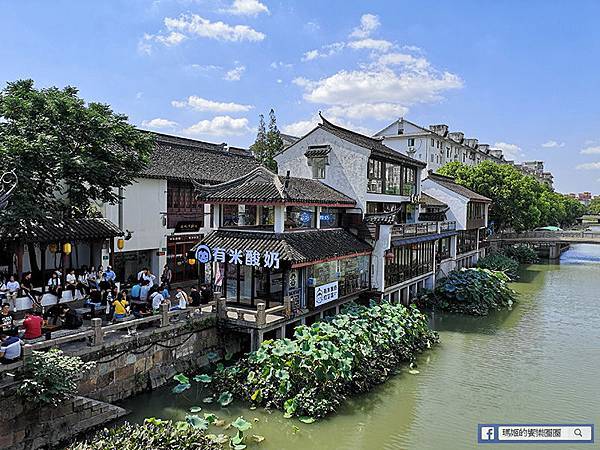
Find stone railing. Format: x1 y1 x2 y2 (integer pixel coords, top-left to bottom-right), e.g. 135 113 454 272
217 296 292 327
0 302 218 375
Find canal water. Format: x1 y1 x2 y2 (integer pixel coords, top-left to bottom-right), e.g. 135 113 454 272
117 244 600 449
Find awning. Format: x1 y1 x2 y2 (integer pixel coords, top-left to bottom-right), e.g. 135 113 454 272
391 231 457 247
193 228 372 267
0 218 123 243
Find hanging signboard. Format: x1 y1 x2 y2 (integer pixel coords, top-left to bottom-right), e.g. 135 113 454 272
314 280 339 307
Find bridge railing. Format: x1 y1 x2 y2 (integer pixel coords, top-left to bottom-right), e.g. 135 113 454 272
496 231 600 240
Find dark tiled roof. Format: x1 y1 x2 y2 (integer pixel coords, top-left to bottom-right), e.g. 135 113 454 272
140 132 260 184
364 212 397 225
420 193 448 208
194 167 356 206
304 145 331 158
195 228 372 264
0 218 123 243
319 114 426 168
427 172 492 202
281 134 300 146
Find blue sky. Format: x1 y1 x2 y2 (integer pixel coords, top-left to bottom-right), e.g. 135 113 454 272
1 0 600 193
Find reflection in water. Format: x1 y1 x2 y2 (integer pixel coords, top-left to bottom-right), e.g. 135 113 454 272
117 244 600 450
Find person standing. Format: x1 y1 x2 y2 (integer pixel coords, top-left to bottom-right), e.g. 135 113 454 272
6 275 20 311
161 264 173 290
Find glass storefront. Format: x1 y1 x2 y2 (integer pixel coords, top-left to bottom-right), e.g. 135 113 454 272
286 206 316 229
385 240 434 287
221 205 274 229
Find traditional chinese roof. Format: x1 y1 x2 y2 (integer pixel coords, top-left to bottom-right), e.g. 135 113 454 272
364 210 399 225
194 228 372 266
426 172 492 203
193 166 356 206
140 132 260 184
420 193 448 209
318 114 426 169
0 218 123 243
304 145 331 158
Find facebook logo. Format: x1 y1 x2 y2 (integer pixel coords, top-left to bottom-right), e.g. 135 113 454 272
480 426 497 442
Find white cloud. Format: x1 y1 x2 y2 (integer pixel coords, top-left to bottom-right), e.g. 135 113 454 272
350 13 380 39
164 14 265 42
378 52 430 71
577 162 600 170
171 95 252 113
270 61 293 69
183 116 252 136
138 34 154 55
221 0 269 16
187 63 222 72
224 65 246 81
301 42 345 61
155 31 187 46
580 145 600 154
493 142 522 160
326 103 408 121
294 67 462 108
141 118 178 129
136 92 144 100
542 140 565 148
347 38 393 52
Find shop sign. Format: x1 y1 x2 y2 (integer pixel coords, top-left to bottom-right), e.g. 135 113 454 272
174 221 202 233
195 244 280 269
314 281 338 307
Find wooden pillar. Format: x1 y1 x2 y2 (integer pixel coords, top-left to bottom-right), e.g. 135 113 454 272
109 238 115 268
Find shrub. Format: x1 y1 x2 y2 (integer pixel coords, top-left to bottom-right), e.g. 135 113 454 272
205 302 437 420
477 253 519 280
424 268 517 316
69 419 222 450
18 348 94 407
503 244 539 264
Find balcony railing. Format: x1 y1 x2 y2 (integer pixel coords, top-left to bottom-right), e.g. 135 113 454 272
391 221 456 238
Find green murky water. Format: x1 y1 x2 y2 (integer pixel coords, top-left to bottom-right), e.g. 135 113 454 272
116 244 600 449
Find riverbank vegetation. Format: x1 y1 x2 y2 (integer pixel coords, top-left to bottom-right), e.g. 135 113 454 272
503 244 539 264
476 253 519 280
423 268 517 316
438 161 586 231
178 303 437 421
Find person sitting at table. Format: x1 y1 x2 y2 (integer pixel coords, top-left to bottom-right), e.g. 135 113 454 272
130 281 141 302
149 288 166 312
160 283 170 301
21 272 42 308
200 284 214 305
112 290 129 322
132 301 151 319
0 332 22 364
77 267 90 295
22 310 44 340
65 268 84 298
61 306 83 330
103 266 116 286
139 280 151 304
1 303 17 336
47 272 63 298
87 266 98 290
171 286 188 311
43 303 63 326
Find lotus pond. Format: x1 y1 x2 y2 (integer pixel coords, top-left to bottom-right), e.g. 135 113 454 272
116 244 600 449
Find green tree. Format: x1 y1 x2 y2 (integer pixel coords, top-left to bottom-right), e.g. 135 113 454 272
588 197 600 215
250 109 282 172
437 161 583 231
0 79 154 228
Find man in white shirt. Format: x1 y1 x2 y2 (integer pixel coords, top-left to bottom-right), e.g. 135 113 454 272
6 276 20 311
150 290 165 311
0 332 22 363
174 287 188 310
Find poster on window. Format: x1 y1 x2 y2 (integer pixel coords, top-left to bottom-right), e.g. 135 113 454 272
314 281 339 307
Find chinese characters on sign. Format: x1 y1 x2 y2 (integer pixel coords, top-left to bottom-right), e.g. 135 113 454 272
314 281 339 307
195 243 280 269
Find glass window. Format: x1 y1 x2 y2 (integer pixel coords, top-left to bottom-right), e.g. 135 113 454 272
367 158 383 193
309 261 337 286
385 163 402 195
310 157 328 179
408 138 415 146
286 206 316 229
319 207 340 228
402 167 417 196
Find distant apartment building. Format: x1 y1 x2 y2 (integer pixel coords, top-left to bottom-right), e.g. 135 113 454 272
567 191 593 207
373 118 504 175
372 118 555 189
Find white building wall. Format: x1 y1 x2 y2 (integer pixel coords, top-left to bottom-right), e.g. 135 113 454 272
421 179 469 229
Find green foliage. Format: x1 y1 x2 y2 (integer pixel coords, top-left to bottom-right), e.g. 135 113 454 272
209 302 438 419
437 161 585 231
425 268 517 316
588 197 600 215
250 109 282 172
18 348 94 407
503 245 539 264
0 79 154 232
69 418 222 450
476 252 519 280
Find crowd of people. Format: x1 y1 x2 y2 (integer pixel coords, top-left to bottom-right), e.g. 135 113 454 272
0 264 214 365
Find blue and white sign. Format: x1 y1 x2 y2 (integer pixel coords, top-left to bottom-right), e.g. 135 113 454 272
315 281 338 307
195 244 212 264
195 244 280 269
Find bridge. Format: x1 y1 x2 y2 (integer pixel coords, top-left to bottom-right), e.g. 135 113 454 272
490 230 600 259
